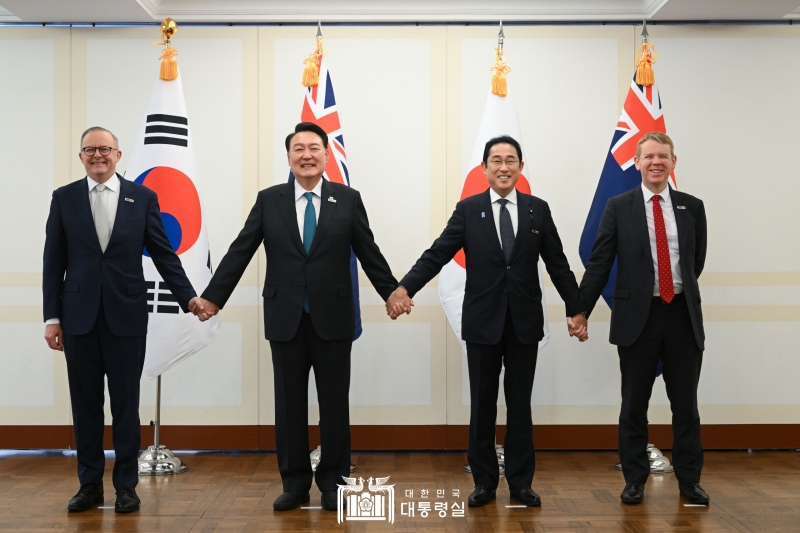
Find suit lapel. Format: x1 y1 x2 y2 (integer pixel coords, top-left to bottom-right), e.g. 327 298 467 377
477 190 505 259
107 175 133 250
631 186 652 259
670 188 689 253
70 177 103 253
277 182 306 256
512 193 532 261
307 179 335 257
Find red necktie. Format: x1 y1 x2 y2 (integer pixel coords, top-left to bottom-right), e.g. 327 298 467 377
652 195 674 303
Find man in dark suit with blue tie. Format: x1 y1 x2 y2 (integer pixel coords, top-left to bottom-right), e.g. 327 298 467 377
387 136 587 508
195 122 398 511
580 132 709 505
43 127 203 513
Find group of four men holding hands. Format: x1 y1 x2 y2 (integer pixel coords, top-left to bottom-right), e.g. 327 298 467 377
44 121 708 514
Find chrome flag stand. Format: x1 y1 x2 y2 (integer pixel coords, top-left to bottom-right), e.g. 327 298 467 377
138 375 188 475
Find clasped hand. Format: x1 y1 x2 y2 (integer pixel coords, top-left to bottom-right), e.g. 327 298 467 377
385 286 414 320
567 313 589 342
189 297 219 322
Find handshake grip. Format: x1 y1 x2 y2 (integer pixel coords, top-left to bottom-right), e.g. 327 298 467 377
188 297 220 322
385 286 414 320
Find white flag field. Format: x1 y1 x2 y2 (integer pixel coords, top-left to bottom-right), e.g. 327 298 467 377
125 73 221 379
438 89 550 352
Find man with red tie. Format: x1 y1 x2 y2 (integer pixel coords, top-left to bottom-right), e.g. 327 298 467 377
579 132 709 506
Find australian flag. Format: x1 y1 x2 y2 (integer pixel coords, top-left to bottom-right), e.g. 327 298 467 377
289 48 363 340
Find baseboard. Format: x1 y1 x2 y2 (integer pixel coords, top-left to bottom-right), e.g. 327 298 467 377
1 424 798 451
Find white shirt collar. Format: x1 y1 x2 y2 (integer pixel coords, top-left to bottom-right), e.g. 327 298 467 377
295 178 323 201
489 187 517 205
87 173 120 193
641 182 672 205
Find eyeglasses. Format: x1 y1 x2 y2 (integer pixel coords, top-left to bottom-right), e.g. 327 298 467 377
488 158 520 168
81 146 116 156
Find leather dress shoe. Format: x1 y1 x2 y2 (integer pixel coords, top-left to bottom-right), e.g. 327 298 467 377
321 491 344 511
679 482 710 504
620 482 645 504
468 485 496 507
273 491 310 510
114 488 141 514
509 487 541 507
67 484 104 512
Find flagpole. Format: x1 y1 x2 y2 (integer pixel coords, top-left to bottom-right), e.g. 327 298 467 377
138 374 188 475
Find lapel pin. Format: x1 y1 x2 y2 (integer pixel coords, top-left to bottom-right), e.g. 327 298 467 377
532 229 540 234
124 198 134 203
481 212 485 218
676 205 686 210
328 196 336 203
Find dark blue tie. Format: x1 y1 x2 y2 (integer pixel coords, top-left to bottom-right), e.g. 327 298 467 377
303 191 316 312
497 198 514 263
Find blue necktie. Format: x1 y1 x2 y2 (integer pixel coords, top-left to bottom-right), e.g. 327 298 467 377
303 191 316 312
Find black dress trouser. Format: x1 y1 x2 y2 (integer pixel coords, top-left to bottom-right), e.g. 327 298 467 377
269 312 353 493
617 293 704 484
466 309 539 491
63 301 146 491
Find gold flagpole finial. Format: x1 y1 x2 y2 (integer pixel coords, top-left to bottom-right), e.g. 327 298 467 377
153 18 179 81
302 21 326 88
635 20 657 86
491 22 511 97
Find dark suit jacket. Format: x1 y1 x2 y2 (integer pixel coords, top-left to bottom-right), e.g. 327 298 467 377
579 185 707 350
399 190 583 345
43 175 196 337
202 179 397 342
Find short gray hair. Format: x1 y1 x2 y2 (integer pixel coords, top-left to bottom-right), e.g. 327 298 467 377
80 126 119 149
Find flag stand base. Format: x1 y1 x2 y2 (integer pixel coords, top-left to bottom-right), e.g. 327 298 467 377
138 375 188 475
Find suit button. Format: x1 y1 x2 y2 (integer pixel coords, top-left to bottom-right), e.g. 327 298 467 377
503 288 508 293
301 283 306 287
506 265 510 270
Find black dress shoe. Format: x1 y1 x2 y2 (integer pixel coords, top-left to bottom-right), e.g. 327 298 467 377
321 491 345 511
114 488 141 514
468 485 496 507
67 484 103 512
679 482 710 504
509 487 541 507
620 482 645 504
273 491 310 510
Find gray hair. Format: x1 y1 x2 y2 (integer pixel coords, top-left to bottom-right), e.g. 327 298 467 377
80 126 119 149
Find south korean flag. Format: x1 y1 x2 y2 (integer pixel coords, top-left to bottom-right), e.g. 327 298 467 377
125 71 221 379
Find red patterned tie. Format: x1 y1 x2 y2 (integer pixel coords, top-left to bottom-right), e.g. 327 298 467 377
652 195 674 303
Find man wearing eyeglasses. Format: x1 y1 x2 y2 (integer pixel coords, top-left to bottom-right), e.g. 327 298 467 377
42 127 204 514
386 135 587 508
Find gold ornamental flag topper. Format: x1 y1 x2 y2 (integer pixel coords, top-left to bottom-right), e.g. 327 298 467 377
635 21 656 87
490 22 511 97
155 18 179 81
302 21 326 88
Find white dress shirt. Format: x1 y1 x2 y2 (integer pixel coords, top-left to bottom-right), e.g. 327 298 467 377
295 178 322 244
46 174 121 325
641 183 683 296
489 188 518 250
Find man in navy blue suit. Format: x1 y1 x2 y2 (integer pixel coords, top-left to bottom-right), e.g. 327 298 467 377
43 127 204 514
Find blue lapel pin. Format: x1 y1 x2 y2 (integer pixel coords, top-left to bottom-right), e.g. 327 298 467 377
481 212 485 218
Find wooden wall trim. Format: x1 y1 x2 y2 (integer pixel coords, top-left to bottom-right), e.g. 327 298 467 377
2 424 798 451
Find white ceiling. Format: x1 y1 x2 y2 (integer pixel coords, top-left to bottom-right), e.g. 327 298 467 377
2 0 800 24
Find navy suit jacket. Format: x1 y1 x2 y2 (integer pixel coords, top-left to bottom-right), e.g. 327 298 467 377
400 189 583 345
43 175 196 337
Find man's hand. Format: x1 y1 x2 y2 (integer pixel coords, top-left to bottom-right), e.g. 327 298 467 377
44 324 64 351
193 297 220 322
386 286 414 320
567 313 588 342
188 297 205 316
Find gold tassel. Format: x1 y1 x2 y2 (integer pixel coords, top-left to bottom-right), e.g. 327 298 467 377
159 46 179 81
490 47 511 97
302 36 326 87
635 42 657 87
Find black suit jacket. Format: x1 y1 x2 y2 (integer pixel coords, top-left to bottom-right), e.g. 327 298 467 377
399 190 583 345
202 179 397 342
579 186 707 350
43 176 196 337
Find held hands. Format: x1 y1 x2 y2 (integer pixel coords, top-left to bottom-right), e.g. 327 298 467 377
386 286 414 320
44 324 64 351
190 297 220 322
567 313 589 342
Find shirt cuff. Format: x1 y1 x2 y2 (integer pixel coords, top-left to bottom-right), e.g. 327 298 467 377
45 318 60 325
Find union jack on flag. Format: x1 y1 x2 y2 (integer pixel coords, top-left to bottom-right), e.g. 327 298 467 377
290 47 363 340
579 75 677 308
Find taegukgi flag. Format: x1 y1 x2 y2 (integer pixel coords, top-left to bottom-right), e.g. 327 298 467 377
438 88 550 353
125 72 221 379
